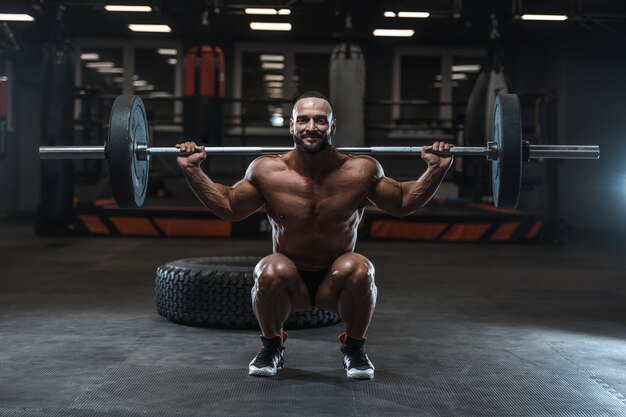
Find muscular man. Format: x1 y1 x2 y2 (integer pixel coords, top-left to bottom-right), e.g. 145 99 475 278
176 91 452 379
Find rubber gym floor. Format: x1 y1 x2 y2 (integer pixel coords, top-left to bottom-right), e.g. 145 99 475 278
1 214 625 417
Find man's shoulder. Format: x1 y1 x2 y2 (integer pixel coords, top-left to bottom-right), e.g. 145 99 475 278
246 154 288 179
345 154 381 171
343 155 384 180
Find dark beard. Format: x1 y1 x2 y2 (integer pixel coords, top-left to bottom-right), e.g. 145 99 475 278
294 132 330 154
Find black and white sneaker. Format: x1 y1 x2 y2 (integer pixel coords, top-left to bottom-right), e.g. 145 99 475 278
248 334 286 377
339 333 375 380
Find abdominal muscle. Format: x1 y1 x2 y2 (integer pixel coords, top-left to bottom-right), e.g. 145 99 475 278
270 217 359 271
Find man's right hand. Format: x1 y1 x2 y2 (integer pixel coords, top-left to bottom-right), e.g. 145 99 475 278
176 141 207 171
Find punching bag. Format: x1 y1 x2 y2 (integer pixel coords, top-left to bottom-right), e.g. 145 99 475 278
459 18 508 202
329 43 365 146
183 45 225 146
36 15 75 235
464 20 508 147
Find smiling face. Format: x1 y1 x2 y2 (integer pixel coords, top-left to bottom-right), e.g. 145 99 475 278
289 97 336 154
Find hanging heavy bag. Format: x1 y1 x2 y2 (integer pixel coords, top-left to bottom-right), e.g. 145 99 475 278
36 14 75 235
183 45 225 146
329 43 366 146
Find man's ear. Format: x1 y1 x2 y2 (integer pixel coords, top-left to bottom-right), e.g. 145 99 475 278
289 118 294 135
331 119 337 136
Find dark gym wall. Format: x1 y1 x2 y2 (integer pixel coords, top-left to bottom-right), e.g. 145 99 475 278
562 39 626 231
509 38 626 231
0 58 41 213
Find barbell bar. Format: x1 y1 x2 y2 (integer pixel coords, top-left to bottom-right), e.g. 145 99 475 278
38 94 600 209
39 144 599 159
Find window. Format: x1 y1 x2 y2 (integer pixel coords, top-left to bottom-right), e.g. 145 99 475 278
233 44 333 134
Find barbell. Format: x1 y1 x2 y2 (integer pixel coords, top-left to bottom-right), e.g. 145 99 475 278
39 94 599 209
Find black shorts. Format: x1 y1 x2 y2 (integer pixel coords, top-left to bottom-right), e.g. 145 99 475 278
298 268 329 306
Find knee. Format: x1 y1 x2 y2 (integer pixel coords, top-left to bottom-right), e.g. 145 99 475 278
332 253 375 290
253 255 296 292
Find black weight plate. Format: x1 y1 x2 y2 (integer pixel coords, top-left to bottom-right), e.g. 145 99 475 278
491 93 522 209
107 95 149 208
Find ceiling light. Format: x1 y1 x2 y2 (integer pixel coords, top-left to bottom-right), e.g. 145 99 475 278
133 80 148 87
135 84 155 91
105 5 152 12
521 14 568 21
167 58 177 65
96 68 125 74
270 114 284 127
435 73 469 81
262 62 285 70
245 8 278 15
264 74 284 81
260 54 285 62
250 22 292 31
86 61 115 68
128 24 171 32
0 13 34 21
157 48 177 55
451 64 481 72
278 9 291 15
80 53 100 61
113 77 125 83
266 81 284 88
373 29 415 37
397 11 430 18
384 11 396 17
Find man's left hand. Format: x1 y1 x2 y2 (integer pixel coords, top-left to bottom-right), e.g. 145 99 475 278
421 141 454 172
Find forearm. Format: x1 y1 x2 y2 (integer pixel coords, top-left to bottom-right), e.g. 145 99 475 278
399 166 448 214
182 166 237 219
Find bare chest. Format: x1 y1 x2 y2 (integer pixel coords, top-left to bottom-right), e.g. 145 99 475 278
260 170 371 225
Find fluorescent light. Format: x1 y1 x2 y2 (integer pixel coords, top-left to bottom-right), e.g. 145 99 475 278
113 77 125 83
384 11 396 17
245 8 278 15
0 13 34 21
250 22 292 31
264 74 284 81
86 61 115 68
80 53 100 60
266 81 284 88
435 73 468 81
262 62 285 70
96 68 125 74
128 24 171 32
373 29 414 37
260 54 285 62
167 58 177 65
398 11 430 18
452 64 481 72
157 48 177 55
105 5 152 12
134 84 155 91
133 80 148 86
521 14 568 21
270 114 284 127
278 9 291 15
0 76 8 82
148 92 174 98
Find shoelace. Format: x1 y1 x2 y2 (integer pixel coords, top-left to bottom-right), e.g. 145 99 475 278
253 347 282 365
342 347 370 368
